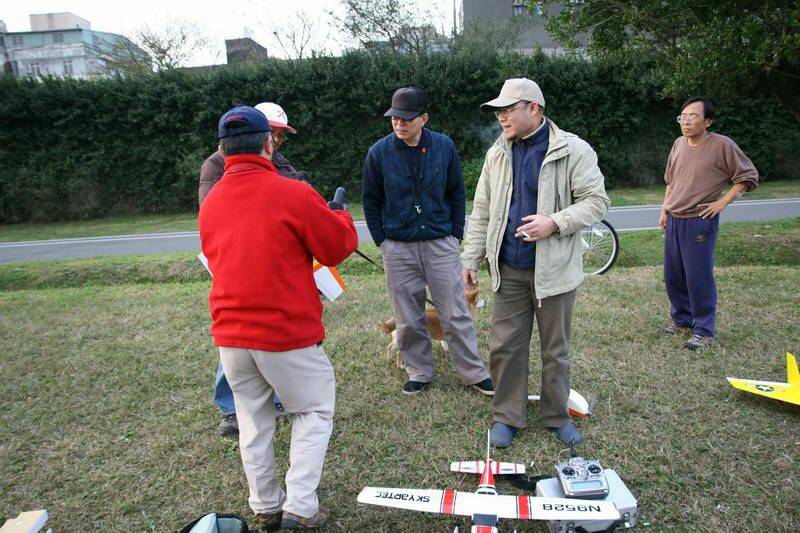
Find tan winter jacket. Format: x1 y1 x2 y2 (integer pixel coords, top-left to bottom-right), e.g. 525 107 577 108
462 118 610 299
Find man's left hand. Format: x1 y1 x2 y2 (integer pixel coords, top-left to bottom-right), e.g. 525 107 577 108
515 214 558 241
697 198 728 219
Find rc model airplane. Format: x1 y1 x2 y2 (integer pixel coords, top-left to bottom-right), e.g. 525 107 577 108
357 432 620 532
727 352 800 406
528 388 591 418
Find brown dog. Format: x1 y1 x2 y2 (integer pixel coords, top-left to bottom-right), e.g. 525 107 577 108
380 288 481 369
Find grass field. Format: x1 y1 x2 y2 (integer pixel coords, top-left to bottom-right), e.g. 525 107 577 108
0 179 798 243
1 221 798 531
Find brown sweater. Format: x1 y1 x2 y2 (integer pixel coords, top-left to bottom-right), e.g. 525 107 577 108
663 133 758 216
198 150 302 204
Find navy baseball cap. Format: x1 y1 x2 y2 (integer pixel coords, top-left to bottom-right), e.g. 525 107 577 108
218 105 271 139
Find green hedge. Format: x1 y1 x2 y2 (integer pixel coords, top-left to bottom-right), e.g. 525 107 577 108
0 50 797 222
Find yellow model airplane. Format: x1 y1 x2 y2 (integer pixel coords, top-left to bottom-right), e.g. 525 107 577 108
727 352 800 406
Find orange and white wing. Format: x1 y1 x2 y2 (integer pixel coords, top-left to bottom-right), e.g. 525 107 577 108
450 460 526 475
357 487 470 516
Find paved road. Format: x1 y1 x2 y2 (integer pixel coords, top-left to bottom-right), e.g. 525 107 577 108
1 198 798 264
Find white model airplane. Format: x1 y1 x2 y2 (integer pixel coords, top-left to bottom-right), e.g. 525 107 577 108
358 432 619 532
528 388 592 418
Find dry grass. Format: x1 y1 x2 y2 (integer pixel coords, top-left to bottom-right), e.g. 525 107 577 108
1 264 798 531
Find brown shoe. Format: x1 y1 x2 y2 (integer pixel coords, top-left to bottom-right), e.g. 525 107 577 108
685 334 714 350
660 321 692 335
280 508 329 529
256 510 282 531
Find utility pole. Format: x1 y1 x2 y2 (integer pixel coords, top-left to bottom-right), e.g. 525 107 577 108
452 0 458 37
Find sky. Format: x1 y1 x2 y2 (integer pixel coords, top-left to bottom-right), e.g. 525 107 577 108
1 0 458 64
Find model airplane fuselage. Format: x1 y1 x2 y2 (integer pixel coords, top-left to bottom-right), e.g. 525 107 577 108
357 432 619 532
727 352 800 406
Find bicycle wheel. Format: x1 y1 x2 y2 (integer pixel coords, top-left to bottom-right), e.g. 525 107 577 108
581 220 619 275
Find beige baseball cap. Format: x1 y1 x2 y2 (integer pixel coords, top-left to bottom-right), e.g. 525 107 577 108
481 78 545 110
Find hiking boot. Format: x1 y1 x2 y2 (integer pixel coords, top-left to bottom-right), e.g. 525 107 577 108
685 334 714 350
218 413 239 437
549 423 583 446
256 510 282 531
470 378 495 396
402 380 431 395
489 422 517 448
660 321 692 335
280 508 328 529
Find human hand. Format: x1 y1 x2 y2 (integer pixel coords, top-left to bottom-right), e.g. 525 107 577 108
659 209 668 229
463 269 478 289
327 187 348 211
515 214 558 241
697 198 728 219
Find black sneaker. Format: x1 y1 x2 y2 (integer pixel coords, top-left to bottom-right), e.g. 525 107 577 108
218 413 239 437
402 380 431 395
470 378 495 396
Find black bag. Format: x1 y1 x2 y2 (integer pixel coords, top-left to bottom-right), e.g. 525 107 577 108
179 512 249 533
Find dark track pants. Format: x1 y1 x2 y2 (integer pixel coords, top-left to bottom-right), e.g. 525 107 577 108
664 214 719 337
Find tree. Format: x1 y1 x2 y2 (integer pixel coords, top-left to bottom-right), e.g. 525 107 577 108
333 0 448 56
265 10 331 60
536 1 800 121
108 19 212 73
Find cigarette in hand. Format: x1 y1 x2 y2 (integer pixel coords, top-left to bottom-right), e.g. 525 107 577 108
520 231 532 239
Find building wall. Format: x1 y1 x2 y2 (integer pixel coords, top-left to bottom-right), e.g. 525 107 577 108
461 0 575 53
29 12 90 31
1 25 148 79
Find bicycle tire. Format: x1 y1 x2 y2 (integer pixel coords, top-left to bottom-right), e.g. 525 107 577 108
581 219 619 275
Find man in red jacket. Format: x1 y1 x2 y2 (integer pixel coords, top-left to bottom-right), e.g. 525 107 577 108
199 105 358 530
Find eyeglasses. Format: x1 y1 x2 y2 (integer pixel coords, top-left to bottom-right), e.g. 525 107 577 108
494 101 528 119
271 130 288 144
676 114 704 124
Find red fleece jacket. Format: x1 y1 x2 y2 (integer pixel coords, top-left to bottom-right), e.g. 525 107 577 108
198 154 358 351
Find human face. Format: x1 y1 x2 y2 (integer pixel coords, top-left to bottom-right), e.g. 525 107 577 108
271 127 288 150
391 113 429 146
497 101 541 140
677 101 712 139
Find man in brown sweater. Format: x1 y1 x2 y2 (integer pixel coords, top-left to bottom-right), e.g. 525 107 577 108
659 97 758 350
199 102 308 437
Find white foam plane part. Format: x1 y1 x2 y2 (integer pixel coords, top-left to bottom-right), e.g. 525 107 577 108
357 431 619 532
450 460 525 475
528 388 591 417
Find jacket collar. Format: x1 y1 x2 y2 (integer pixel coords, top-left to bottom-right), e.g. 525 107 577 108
223 153 278 174
393 127 431 150
494 117 569 159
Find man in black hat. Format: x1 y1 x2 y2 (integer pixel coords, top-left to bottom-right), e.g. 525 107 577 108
362 87 493 396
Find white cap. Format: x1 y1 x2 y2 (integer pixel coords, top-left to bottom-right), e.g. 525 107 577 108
481 78 545 109
255 102 297 134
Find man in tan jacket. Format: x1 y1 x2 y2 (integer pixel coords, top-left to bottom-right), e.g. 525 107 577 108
462 78 609 448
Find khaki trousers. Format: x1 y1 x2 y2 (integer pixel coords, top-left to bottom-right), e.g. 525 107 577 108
219 344 335 518
381 237 490 385
490 264 576 429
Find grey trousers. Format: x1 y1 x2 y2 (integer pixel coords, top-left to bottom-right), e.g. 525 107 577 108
490 264 576 429
381 236 490 385
219 344 335 518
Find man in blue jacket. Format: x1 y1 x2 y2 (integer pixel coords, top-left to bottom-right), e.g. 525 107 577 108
362 87 493 396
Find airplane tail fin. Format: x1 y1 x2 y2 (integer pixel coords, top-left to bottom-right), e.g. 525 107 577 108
787 352 799 385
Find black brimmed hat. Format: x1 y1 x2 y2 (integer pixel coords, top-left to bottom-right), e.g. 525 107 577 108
383 87 428 120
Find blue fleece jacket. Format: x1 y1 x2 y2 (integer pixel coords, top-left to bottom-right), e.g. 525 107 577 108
362 128 465 245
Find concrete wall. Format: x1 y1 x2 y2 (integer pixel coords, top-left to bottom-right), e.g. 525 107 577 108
460 0 571 53
29 12 90 31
